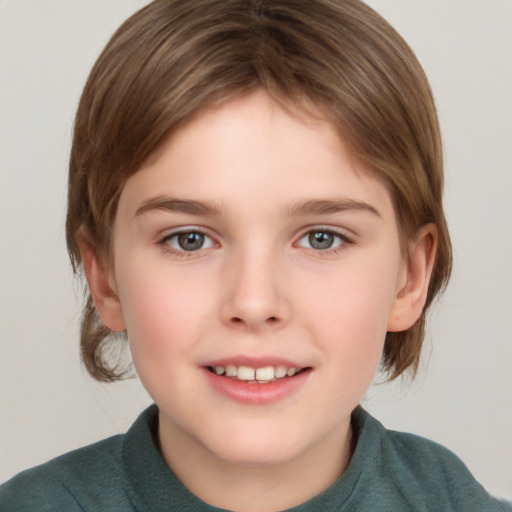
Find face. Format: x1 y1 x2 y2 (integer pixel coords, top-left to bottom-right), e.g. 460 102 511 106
108 91 409 468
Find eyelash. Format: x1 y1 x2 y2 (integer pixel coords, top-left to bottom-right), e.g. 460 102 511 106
296 227 354 254
157 226 354 258
158 228 217 258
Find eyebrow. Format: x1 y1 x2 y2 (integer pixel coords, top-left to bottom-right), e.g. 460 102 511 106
134 196 381 219
288 199 381 217
135 196 224 218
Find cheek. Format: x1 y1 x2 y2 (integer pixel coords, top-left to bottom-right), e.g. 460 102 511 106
114 260 214 363
299 256 399 376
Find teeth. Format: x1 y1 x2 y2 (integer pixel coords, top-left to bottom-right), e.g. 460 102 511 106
255 366 274 381
275 366 287 378
225 365 237 377
210 364 303 382
286 367 297 377
237 366 255 381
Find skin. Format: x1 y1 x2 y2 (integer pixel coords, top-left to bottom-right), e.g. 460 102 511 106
80 91 436 512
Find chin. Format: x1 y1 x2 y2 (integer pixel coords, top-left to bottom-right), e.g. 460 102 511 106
213 441 301 468
200 422 317 468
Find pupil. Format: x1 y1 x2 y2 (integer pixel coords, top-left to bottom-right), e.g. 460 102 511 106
178 232 204 251
309 231 333 250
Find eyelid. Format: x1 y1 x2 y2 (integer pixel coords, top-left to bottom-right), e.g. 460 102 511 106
295 225 354 250
296 224 354 239
158 226 220 254
159 225 214 241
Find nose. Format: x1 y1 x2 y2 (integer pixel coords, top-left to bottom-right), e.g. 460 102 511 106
220 249 290 331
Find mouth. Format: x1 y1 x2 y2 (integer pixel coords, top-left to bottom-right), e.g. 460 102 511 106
206 364 310 384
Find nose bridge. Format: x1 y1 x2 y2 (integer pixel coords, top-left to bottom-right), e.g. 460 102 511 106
221 243 289 330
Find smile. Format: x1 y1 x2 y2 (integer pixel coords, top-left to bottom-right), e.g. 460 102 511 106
207 365 306 383
203 363 312 405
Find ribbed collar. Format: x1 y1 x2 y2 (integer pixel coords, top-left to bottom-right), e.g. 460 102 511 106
121 404 383 511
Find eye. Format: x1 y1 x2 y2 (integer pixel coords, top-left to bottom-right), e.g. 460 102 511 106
297 229 350 251
162 230 215 253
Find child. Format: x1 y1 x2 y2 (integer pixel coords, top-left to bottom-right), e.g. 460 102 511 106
1 0 510 510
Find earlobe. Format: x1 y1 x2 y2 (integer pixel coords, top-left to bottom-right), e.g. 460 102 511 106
77 232 126 332
387 224 438 332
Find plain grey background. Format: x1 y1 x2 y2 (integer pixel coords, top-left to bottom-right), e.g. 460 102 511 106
1 0 511 498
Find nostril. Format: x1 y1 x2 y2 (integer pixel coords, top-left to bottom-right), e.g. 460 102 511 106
226 313 283 327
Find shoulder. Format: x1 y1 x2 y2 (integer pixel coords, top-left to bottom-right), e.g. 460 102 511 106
353 409 511 511
0 435 130 512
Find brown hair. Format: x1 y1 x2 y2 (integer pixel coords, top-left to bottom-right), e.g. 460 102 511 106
66 0 451 382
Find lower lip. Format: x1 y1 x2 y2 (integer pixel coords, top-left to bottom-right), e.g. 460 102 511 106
202 368 311 405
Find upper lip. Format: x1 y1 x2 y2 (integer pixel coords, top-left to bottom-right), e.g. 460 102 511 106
202 356 309 369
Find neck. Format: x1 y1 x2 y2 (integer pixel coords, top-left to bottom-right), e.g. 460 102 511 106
158 415 353 512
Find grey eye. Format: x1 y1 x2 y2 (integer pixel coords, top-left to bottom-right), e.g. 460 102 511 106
298 229 347 251
165 231 215 252
308 231 335 249
178 232 205 251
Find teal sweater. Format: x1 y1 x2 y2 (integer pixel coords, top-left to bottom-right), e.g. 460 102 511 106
1 405 509 511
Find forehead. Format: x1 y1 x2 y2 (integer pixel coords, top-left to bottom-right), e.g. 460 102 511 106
117 91 394 221
142 91 344 172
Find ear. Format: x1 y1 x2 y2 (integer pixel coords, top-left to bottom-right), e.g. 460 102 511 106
387 224 438 332
77 231 126 332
